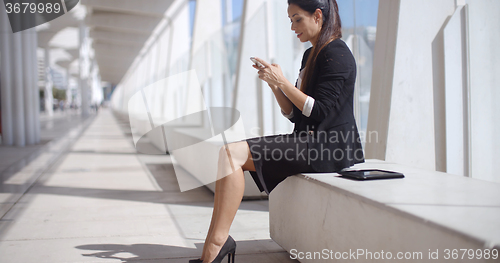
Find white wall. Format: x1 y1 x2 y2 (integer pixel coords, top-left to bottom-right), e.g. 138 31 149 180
367 0 456 170
465 0 500 183
365 0 400 161
386 0 456 170
367 0 500 183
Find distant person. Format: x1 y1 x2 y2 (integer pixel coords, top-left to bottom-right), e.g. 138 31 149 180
189 1 364 262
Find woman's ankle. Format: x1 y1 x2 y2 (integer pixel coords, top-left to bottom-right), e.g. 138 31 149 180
209 233 228 247
201 233 225 261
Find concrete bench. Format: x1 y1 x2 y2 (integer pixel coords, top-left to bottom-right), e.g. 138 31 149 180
117 110 266 198
269 159 500 262
152 127 267 199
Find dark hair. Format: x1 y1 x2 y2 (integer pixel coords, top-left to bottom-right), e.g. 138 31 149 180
287 0 342 93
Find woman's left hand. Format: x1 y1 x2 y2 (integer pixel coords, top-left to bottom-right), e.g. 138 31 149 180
252 57 286 88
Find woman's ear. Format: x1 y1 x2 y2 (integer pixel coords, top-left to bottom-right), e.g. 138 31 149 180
314 8 323 24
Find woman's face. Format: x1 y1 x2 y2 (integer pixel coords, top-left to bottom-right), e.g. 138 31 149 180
288 4 322 45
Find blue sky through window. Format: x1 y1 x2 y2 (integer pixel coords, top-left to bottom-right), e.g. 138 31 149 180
232 0 244 21
337 0 379 28
221 0 244 25
189 0 196 36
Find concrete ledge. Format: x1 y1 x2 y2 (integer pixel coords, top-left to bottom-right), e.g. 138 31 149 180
169 127 267 199
269 160 500 262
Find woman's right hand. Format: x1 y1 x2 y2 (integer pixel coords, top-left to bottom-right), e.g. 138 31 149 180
251 65 280 91
252 57 287 89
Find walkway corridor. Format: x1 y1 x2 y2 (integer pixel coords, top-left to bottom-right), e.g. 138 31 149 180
0 110 297 263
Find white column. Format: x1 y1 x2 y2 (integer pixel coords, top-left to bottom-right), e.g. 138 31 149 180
79 22 90 117
232 0 269 134
44 47 54 116
32 28 40 143
443 5 468 176
465 0 500 183
224 0 233 24
22 28 35 145
365 0 400 160
80 78 89 116
65 68 72 107
0 4 13 145
189 0 223 115
11 14 26 146
367 0 456 170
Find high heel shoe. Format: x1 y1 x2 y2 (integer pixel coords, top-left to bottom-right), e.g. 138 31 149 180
189 235 236 263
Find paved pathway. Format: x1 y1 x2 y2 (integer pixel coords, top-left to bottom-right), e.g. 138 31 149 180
0 110 297 263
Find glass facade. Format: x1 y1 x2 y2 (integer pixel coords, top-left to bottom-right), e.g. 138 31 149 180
338 0 379 139
109 0 500 184
118 0 378 149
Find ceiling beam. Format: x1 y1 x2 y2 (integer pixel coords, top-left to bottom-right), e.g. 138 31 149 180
82 0 174 17
86 12 161 34
98 68 129 76
96 56 135 65
100 72 125 84
90 30 148 46
97 65 131 73
56 60 73 68
94 43 141 57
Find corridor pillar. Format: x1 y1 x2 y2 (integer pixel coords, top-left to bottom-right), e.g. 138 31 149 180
79 22 90 117
44 47 54 117
0 3 13 145
11 12 26 146
22 28 35 145
32 25 40 143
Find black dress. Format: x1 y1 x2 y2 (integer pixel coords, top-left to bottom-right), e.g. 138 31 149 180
246 39 365 195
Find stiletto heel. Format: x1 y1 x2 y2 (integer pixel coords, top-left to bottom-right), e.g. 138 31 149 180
189 235 236 263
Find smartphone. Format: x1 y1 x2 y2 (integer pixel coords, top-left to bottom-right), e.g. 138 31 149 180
250 57 265 68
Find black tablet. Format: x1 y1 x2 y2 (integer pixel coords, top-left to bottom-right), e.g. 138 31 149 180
339 169 404 180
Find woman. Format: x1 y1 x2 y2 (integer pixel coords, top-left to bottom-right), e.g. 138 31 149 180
190 0 364 262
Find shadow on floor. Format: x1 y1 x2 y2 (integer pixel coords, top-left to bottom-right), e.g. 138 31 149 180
19 183 268 212
0 181 269 213
76 243 200 262
75 239 294 263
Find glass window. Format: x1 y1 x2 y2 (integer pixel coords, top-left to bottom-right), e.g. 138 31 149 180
188 0 196 37
222 0 244 107
338 0 379 144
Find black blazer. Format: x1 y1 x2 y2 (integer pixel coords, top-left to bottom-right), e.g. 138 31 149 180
289 39 364 172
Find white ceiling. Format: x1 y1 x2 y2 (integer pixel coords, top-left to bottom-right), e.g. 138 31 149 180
37 0 176 85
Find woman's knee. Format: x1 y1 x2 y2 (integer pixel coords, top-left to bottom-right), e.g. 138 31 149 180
218 141 249 169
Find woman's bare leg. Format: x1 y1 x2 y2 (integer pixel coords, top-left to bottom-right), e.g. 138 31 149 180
200 141 255 262
199 179 220 260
